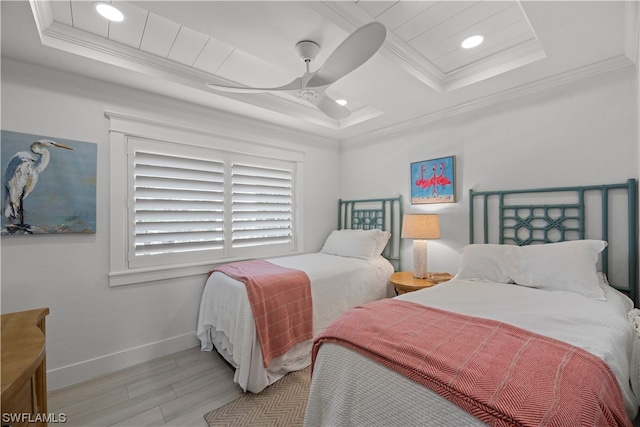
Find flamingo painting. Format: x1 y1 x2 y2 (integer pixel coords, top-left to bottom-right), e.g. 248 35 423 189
2 130 97 235
410 156 456 204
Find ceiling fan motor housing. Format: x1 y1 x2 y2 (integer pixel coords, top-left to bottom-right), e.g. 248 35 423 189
295 40 320 62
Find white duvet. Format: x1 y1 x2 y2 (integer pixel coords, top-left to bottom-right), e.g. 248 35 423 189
196 253 394 393
305 279 640 426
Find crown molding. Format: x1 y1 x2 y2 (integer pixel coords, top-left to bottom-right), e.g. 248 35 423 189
339 106 384 129
28 0 54 39
443 39 546 92
341 55 634 148
625 0 640 64
1 58 339 150
380 33 445 93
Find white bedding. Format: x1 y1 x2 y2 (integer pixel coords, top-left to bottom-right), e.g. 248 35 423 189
196 252 394 393
305 278 640 426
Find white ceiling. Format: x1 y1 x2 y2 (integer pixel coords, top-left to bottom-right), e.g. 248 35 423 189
2 1 639 143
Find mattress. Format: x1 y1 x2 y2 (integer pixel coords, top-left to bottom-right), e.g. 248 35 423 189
305 278 640 425
196 252 394 393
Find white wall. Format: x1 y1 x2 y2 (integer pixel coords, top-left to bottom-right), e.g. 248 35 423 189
2 59 637 391
0 61 341 389
340 66 639 277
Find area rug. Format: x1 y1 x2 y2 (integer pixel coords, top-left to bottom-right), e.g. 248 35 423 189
204 367 310 426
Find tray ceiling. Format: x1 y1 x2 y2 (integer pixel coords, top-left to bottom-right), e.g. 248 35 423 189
5 1 638 141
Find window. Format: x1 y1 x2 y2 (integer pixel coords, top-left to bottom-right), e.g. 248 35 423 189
108 112 303 286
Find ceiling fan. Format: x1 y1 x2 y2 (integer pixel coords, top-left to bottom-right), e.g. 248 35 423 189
205 22 386 120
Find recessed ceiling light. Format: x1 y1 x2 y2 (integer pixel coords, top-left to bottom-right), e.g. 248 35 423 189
461 35 484 49
336 99 347 106
94 2 124 22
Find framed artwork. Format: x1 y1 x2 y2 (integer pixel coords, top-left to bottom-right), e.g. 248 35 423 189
410 155 455 204
1 130 97 235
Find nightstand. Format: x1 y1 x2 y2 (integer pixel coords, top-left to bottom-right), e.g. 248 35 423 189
389 271 452 295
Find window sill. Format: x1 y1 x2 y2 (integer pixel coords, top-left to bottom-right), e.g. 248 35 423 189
108 251 306 287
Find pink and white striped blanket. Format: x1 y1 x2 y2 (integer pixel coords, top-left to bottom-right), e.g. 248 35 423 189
212 259 312 367
313 299 631 427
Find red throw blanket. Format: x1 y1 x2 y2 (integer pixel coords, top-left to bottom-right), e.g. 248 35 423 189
313 299 631 427
212 260 312 368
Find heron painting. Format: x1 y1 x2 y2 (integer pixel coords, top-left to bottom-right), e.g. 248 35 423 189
2 130 97 235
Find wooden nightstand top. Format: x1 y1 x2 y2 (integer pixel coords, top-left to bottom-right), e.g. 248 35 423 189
390 271 452 294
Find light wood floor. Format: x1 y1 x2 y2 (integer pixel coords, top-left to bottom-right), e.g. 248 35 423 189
48 346 640 427
48 346 244 427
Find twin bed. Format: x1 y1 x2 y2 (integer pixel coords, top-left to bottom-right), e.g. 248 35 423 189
306 179 640 426
306 276 639 426
196 197 402 393
197 179 640 426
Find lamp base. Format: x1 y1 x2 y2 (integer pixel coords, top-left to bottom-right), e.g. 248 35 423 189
412 240 428 279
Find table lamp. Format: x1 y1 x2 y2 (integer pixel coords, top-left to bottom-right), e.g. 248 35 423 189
401 214 440 279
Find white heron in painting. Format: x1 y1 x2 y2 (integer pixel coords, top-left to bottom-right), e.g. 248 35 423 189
4 139 74 234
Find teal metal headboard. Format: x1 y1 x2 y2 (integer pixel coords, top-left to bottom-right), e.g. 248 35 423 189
469 179 637 306
338 196 403 270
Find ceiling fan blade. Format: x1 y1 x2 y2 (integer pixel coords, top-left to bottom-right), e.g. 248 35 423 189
310 93 351 120
306 22 386 88
206 77 302 93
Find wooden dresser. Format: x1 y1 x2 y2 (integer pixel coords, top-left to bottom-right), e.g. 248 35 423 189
1 308 49 427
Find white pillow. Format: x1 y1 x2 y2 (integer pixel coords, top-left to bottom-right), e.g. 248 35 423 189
344 229 391 255
512 240 607 300
373 229 391 255
454 244 520 283
320 229 389 259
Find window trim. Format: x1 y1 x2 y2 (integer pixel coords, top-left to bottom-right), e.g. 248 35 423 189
107 111 305 286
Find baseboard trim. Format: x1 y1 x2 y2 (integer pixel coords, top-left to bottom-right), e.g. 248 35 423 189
47 332 200 391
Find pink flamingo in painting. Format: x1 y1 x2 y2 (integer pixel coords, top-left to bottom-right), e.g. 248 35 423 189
422 163 438 196
433 162 451 196
436 163 451 186
415 165 428 188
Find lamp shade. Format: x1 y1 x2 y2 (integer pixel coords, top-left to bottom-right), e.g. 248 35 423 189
401 214 440 240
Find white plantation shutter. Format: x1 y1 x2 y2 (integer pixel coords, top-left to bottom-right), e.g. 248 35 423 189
126 138 298 268
230 160 294 257
128 139 226 267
